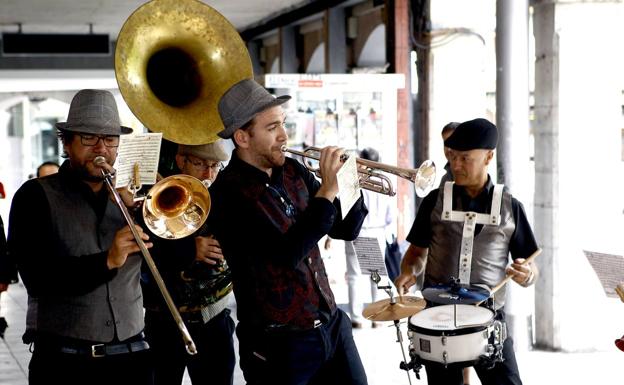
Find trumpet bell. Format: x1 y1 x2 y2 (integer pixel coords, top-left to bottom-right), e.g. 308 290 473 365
414 159 436 197
143 175 211 239
115 0 253 145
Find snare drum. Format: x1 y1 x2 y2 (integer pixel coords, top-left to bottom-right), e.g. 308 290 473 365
408 304 502 366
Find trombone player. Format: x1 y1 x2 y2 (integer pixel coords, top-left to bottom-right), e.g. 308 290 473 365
8 89 154 385
209 79 370 385
142 141 236 385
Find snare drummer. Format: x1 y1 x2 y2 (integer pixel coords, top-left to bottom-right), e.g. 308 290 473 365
395 118 539 385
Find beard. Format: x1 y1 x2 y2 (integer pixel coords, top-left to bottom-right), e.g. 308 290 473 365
71 159 106 182
268 147 286 167
256 146 285 169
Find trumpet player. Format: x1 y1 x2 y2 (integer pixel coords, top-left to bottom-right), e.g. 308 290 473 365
209 79 369 385
142 141 236 385
8 89 154 385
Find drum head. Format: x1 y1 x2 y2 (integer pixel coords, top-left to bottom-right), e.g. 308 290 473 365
409 304 493 331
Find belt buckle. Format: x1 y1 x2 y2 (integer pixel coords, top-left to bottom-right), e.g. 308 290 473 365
91 343 106 358
313 319 322 328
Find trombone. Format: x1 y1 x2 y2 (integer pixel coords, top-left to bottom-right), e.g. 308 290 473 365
281 146 436 197
95 157 200 355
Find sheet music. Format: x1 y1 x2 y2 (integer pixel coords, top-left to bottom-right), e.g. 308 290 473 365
584 250 624 298
112 133 162 188
336 154 361 219
353 236 387 276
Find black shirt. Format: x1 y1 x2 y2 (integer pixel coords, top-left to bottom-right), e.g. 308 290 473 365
407 177 538 260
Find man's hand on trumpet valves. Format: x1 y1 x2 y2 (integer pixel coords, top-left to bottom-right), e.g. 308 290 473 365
314 146 346 202
107 224 152 270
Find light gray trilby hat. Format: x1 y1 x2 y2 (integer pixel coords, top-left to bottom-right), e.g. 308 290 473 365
178 140 229 162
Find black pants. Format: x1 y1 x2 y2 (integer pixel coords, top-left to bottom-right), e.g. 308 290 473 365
144 308 236 385
237 309 368 385
29 339 153 385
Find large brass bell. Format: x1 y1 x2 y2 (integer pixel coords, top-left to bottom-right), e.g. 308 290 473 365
115 0 253 145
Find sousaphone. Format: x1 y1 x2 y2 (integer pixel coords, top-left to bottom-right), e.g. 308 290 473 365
115 0 253 144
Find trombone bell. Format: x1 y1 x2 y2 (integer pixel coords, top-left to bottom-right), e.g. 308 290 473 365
143 175 211 239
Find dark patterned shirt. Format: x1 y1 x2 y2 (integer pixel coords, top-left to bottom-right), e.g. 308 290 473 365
209 152 368 330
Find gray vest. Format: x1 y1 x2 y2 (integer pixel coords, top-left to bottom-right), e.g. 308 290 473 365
428 185 515 309
37 176 144 342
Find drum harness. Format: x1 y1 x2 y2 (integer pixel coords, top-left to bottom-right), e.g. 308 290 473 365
440 181 507 368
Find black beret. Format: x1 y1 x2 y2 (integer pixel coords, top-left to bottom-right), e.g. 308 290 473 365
444 118 498 151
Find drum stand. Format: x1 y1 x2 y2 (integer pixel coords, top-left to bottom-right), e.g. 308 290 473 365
370 271 416 385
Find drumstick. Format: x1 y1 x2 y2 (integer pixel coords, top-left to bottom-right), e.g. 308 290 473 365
477 248 542 306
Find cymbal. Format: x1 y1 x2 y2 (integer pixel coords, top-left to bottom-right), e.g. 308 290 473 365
422 283 490 305
362 296 427 322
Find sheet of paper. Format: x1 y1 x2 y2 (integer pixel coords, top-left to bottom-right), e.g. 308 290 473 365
353 236 387 276
112 133 162 188
336 154 361 219
584 250 624 298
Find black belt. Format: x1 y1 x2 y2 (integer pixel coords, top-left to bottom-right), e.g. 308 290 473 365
39 340 150 358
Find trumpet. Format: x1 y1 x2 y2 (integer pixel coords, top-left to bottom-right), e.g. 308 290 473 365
281 146 436 197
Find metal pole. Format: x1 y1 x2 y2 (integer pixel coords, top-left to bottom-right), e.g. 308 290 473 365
495 0 532 351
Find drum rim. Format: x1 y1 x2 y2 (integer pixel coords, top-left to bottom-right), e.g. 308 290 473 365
408 323 488 336
412 355 483 367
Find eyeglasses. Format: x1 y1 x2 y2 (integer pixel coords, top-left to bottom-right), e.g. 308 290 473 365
79 134 120 148
184 157 224 172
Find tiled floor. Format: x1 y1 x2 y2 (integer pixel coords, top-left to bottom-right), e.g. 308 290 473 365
1 239 623 385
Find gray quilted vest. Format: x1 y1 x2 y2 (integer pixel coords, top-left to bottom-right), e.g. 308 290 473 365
36 176 144 342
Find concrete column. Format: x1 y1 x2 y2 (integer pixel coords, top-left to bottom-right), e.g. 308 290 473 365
495 0 533 351
280 26 298 73
325 7 347 73
532 0 624 351
247 41 264 76
532 0 560 351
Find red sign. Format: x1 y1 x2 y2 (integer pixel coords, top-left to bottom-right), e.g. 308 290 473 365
298 79 323 88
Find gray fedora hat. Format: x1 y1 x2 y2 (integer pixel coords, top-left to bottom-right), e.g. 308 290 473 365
217 79 290 139
178 140 229 162
55 89 133 135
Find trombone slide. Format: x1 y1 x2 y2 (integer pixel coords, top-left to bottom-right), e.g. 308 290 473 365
95 157 198 355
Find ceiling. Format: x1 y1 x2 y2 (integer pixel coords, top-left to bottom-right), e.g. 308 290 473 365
0 0 309 38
